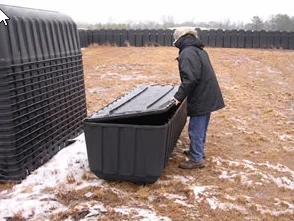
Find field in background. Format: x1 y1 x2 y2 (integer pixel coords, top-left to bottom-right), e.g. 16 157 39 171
1 46 293 220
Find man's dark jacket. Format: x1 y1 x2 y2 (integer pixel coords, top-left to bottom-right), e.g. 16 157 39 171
174 34 225 116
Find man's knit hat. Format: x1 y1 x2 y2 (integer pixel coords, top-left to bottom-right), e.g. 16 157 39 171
173 27 198 44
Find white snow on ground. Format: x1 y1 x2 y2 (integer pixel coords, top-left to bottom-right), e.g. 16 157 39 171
193 186 211 200
206 197 247 213
209 157 294 215
0 134 90 220
166 175 195 183
1 135 294 220
0 134 170 221
100 72 157 81
114 207 172 221
282 146 294 152
213 157 294 190
79 203 107 220
278 134 294 142
164 193 194 208
254 200 294 217
192 185 248 214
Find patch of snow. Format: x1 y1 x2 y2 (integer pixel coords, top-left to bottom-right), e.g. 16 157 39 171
206 197 247 213
100 72 156 81
164 193 194 208
164 193 186 200
76 180 105 190
193 185 215 201
87 87 111 94
114 207 172 221
174 199 194 208
279 134 294 141
267 67 281 74
83 203 107 219
223 194 237 201
219 170 237 180
282 146 294 152
0 198 65 220
85 192 93 198
207 198 218 210
254 201 294 216
0 133 105 220
240 175 253 186
267 175 294 190
172 175 194 183
214 157 294 190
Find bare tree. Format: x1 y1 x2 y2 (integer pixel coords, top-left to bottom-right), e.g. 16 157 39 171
267 14 294 31
245 16 264 30
161 15 175 29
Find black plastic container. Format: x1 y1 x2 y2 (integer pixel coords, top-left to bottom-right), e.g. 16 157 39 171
245 30 253 48
237 29 246 48
208 29 216 47
0 4 87 181
223 30 231 48
216 29 224 47
84 85 187 184
164 29 173 47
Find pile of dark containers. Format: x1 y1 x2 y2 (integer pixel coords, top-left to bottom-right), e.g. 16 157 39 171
0 4 187 184
0 5 87 181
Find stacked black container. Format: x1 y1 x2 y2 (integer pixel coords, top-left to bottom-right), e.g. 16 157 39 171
84 85 187 184
0 4 87 181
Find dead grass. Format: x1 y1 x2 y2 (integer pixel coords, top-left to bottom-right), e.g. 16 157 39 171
1 46 294 220
0 181 18 191
81 46 294 220
50 208 90 221
4 211 26 221
66 173 76 184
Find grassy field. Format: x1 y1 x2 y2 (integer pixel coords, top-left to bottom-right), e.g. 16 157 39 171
1 45 294 221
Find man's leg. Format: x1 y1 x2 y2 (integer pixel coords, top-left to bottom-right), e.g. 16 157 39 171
179 113 211 169
202 112 211 145
188 113 210 162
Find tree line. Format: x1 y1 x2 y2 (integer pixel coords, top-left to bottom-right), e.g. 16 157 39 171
77 14 294 31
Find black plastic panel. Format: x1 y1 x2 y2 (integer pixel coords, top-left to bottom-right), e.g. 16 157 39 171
128 29 135 46
245 30 253 48
135 30 143 47
208 29 216 47
237 29 246 48
216 29 224 47
150 29 157 45
164 29 173 47
157 29 164 46
223 30 231 48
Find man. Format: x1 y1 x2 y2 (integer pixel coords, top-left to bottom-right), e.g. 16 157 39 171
172 27 225 169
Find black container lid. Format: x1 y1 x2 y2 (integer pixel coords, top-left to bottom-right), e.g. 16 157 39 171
85 85 179 121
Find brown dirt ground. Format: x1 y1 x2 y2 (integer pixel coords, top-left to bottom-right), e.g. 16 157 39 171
1 45 294 220
82 45 294 221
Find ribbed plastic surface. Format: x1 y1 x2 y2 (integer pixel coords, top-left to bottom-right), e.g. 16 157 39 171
0 4 87 181
88 85 178 121
84 85 187 184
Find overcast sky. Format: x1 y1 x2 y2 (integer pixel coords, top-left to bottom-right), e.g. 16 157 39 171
0 0 294 24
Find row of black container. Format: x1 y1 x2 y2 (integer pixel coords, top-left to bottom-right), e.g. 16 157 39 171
0 4 87 181
79 28 294 50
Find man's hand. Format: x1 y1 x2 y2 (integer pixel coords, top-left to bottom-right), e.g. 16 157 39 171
172 97 180 106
